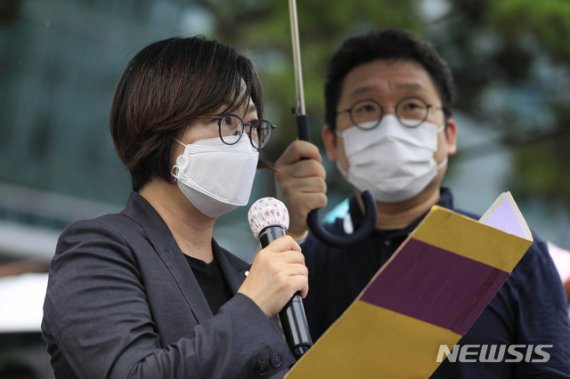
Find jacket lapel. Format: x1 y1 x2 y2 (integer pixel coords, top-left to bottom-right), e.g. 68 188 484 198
213 240 250 294
122 193 213 323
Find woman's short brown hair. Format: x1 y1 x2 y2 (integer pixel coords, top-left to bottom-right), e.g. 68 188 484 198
109 36 263 191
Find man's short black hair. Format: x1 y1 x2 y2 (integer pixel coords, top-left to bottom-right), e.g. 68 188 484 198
324 28 455 130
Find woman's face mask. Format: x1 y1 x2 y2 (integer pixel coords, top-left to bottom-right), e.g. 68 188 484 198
336 114 447 203
171 137 259 218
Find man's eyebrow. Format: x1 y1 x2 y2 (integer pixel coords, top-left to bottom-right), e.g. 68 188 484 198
348 82 427 97
394 82 427 91
349 86 375 97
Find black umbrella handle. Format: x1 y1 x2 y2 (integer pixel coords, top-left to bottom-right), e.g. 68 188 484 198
297 114 377 248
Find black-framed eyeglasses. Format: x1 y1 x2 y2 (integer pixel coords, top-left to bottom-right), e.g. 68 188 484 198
214 113 276 149
336 96 443 129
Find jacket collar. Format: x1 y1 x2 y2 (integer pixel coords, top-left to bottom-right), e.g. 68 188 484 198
121 192 246 322
212 239 249 294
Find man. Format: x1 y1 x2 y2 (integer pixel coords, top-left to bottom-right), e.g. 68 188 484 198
275 28 570 377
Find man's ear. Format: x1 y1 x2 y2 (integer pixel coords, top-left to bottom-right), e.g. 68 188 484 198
322 125 338 161
445 118 458 156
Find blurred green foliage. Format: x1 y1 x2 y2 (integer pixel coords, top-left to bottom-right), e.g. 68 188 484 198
196 0 570 209
1 0 569 213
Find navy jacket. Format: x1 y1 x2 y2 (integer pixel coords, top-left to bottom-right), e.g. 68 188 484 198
302 188 570 378
42 192 294 378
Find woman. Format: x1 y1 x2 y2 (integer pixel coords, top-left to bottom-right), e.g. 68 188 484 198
42 36 308 378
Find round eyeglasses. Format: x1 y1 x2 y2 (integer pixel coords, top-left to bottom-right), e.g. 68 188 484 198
337 96 443 129
214 114 276 149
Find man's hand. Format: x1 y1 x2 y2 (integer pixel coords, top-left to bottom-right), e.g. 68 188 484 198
274 140 327 236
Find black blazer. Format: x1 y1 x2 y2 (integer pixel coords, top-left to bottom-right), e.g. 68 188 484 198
42 192 294 378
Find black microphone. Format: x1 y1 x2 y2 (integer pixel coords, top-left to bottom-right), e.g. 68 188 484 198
248 197 313 359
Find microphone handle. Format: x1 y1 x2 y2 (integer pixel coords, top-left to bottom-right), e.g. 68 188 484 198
259 226 313 359
280 294 312 358
259 226 287 248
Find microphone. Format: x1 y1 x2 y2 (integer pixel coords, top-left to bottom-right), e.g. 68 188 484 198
248 197 313 359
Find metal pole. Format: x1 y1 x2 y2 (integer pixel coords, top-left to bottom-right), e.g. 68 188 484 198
286 0 377 248
288 0 306 115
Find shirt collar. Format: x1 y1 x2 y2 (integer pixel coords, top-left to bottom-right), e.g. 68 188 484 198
348 187 454 239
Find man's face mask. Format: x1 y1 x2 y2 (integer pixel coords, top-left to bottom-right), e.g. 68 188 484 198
171 137 259 218
336 114 447 203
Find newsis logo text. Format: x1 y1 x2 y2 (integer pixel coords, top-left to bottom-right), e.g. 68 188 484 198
436 344 553 363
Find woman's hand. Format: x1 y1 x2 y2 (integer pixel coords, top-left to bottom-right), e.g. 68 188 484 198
238 236 308 317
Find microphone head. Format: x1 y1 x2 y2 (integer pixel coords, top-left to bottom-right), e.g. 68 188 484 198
248 197 289 239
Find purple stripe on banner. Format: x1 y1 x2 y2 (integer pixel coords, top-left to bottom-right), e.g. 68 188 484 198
360 239 509 335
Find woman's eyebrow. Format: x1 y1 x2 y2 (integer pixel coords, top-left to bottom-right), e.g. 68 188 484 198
246 103 257 114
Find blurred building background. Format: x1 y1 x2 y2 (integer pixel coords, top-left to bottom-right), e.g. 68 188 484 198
1 0 569 377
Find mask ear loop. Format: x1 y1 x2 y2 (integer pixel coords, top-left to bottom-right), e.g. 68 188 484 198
434 124 448 173
171 166 180 182
436 157 448 171
171 138 187 182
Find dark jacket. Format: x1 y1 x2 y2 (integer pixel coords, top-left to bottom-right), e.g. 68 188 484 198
42 192 294 378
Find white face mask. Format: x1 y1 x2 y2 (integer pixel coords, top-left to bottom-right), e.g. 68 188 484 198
336 114 447 203
172 137 259 218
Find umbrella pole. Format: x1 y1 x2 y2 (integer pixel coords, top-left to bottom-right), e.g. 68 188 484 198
286 0 377 248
